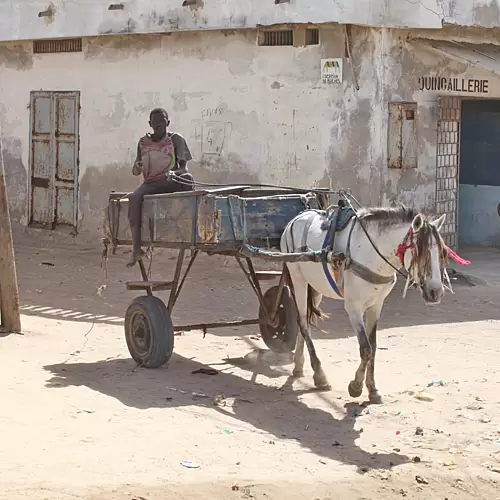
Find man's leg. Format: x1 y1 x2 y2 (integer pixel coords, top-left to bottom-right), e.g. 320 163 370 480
127 180 170 268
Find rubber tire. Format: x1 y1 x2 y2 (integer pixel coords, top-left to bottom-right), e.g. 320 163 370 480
258 285 298 354
124 295 174 368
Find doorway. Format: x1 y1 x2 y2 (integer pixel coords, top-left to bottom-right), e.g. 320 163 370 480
29 91 80 230
459 99 500 247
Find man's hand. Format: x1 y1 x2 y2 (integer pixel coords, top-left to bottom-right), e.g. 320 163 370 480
132 161 143 176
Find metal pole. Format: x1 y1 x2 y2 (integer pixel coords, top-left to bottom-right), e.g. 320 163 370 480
0 118 21 332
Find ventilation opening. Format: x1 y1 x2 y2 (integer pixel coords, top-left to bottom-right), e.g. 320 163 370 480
260 30 294 47
305 28 319 46
33 38 83 54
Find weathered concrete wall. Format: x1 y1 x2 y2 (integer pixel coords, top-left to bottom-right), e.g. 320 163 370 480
0 0 445 43
0 26 362 232
444 0 500 28
379 26 500 212
2 24 500 234
2 0 500 43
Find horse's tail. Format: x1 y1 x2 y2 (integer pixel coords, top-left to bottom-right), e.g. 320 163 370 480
307 285 329 327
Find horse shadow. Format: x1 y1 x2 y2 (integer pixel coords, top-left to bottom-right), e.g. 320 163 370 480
44 352 408 474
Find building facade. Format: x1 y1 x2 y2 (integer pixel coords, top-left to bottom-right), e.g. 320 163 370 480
1 0 500 247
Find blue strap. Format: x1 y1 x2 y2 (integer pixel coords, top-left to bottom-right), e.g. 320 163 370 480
321 231 343 298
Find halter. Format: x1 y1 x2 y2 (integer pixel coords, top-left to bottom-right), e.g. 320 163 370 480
394 224 471 297
346 216 470 297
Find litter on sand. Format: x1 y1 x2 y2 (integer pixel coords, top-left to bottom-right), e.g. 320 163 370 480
415 475 428 485
427 380 444 387
181 460 200 469
414 392 435 402
192 368 218 376
482 462 500 474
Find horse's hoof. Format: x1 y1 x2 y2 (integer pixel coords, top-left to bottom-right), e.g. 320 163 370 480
369 391 383 405
314 373 331 390
292 369 304 378
348 381 363 398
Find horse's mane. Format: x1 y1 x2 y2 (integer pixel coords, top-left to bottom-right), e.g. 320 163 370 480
357 205 417 224
357 205 448 265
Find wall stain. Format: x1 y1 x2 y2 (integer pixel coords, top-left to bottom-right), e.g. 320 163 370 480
38 2 56 25
79 165 138 233
171 92 188 112
473 2 500 28
119 18 138 34
189 153 260 186
0 41 33 71
2 137 28 222
85 34 162 61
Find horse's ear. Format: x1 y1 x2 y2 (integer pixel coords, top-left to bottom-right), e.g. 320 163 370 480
412 214 424 232
431 214 446 232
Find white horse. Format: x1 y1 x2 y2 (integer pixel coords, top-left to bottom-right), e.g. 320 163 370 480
281 204 449 404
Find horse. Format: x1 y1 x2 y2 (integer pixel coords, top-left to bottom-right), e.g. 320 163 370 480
280 204 449 404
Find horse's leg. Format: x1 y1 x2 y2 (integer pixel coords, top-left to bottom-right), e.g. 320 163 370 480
292 329 305 377
293 290 323 379
289 269 330 389
364 301 384 404
287 266 306 377
345 302 371 398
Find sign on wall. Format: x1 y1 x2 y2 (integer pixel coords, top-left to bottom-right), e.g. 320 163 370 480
321 58 343 84
418 76 489 94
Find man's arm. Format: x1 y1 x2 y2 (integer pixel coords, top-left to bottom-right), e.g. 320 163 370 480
171 134 193 175
132 140 142 176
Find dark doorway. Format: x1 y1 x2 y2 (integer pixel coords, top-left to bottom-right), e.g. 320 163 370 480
459 99 500 246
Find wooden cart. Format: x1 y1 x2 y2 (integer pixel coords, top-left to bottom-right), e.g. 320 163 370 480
103 186 336 368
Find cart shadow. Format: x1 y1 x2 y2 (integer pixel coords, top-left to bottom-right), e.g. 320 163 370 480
44 354 409 473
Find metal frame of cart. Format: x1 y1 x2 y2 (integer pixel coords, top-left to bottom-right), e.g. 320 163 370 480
103 186 342 368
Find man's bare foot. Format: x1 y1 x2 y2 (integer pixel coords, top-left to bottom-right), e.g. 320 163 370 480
126 250 145 268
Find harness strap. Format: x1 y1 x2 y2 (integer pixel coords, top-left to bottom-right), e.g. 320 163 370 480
344 217 400 285
324 208 340 252
344 259 396 285
300 213 316 251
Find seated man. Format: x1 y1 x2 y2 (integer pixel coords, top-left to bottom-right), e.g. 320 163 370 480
127 108 194 267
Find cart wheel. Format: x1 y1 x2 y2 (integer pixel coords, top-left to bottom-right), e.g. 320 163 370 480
258 285 298 353
124 296 174 368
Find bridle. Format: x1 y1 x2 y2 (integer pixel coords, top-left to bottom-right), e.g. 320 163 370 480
352 215 470 296
346 217 424 294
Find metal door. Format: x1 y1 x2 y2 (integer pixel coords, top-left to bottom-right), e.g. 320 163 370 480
436 96 460 249
29 91 80 229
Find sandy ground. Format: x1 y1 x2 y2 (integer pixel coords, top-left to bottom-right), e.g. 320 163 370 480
1 228 500 499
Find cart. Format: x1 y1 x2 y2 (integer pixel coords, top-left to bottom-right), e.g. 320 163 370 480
103 185 341 368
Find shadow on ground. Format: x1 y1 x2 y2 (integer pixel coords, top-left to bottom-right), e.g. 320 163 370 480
43 352 408 473
14 234 500 338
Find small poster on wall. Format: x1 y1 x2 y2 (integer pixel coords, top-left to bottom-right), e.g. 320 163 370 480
321 58 343 84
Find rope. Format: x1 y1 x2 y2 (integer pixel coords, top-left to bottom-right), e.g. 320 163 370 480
168 172 354 199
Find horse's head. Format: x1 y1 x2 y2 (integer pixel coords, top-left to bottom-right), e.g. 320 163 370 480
404 213 448 305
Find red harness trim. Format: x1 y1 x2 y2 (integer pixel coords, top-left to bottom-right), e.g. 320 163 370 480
446 246 471 266
395 227 471 267
395 228 414 266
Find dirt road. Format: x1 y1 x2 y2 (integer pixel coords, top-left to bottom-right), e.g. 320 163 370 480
1 230 500 499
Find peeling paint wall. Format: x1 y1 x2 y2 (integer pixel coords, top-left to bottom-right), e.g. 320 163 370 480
2 0 500 43
2 25 500 234
0 0 447 43
444 0 500 28
380 27 500 209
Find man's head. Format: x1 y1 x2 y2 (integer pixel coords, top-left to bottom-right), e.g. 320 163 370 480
149 108 170 136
